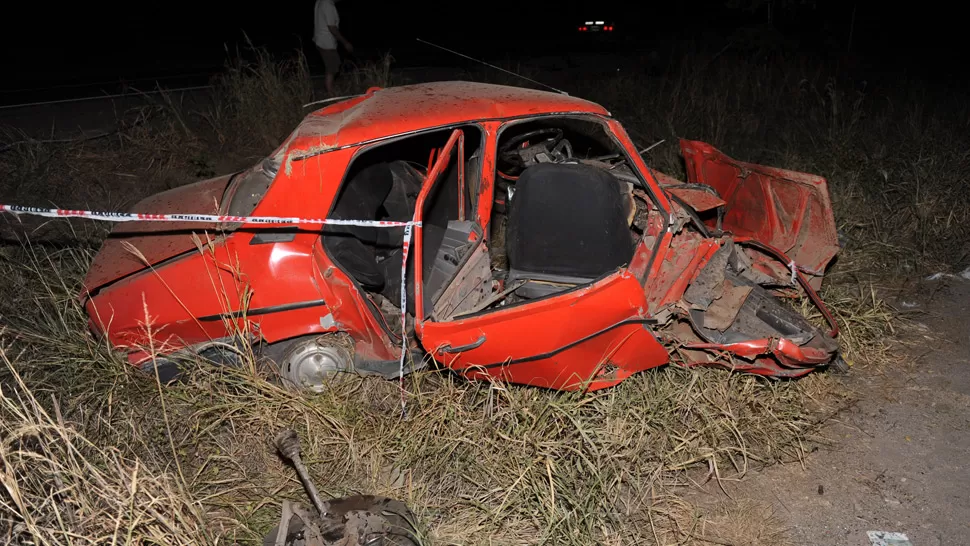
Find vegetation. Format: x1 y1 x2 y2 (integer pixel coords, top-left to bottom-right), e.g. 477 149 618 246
1 41 954 544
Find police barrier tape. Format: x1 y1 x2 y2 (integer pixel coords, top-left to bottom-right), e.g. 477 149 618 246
0 204 416 228
1 203 419 410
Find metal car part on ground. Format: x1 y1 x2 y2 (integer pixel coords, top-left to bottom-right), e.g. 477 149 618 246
265 429 421 546
79 81 844 392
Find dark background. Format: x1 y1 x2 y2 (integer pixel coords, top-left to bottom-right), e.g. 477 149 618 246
0 1 964 105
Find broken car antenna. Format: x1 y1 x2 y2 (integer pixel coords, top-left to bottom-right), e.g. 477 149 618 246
416 38 568 95
639 139 666 155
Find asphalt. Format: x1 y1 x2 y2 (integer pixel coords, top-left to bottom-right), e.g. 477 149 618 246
0 47 653 140
0 66 460 139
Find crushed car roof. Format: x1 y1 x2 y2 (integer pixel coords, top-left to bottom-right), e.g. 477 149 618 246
287 81 612 152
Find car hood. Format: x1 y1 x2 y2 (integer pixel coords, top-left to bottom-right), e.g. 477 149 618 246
82 174 234 296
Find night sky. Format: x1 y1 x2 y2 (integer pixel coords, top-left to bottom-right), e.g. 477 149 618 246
1 1 966 96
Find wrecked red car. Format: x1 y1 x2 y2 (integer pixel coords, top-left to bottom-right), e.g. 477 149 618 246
80 81 843 392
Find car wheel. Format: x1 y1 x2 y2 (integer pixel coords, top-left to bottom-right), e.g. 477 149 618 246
140 357 184 385
279 334 357 392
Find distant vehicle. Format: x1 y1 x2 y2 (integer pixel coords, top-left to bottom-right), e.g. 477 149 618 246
576 20 615 34
570 19 623 51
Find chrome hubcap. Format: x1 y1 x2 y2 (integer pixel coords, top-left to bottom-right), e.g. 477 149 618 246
281 337 354 392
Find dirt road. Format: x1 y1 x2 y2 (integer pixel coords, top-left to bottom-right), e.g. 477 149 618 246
688 277 970 545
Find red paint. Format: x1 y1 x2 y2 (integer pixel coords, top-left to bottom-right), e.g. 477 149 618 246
82 174 232 292
413 128 462 329
666 186 727 212
680 139 840 290
79 81 843 389
421 271 669 391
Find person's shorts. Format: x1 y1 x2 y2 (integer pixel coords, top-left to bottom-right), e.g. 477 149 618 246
317 47 340 75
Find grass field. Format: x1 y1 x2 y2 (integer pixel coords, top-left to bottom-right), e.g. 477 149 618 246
1 44 963 544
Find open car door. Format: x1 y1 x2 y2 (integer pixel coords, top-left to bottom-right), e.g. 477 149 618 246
680 139 841 289
411 130 670 391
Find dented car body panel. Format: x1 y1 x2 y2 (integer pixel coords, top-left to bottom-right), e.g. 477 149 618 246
80 81 843 390
680 139 841 290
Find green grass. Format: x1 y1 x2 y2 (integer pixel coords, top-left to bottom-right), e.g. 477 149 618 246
0 45 939 544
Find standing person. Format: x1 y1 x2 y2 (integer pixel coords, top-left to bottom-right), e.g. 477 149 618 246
314 0 353 95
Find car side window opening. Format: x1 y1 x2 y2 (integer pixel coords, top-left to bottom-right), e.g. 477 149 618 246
482 116 660 306
223 148 286 218
321 116 663 334
321 124 484 327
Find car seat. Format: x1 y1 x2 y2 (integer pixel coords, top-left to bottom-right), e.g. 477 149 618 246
505 162 636 299
323 162 394 292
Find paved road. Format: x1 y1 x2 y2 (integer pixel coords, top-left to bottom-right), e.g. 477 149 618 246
0 50 653 140
0 69 435 139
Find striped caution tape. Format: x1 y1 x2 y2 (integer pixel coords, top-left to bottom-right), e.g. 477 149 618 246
0 204 417 228
398 223 414 416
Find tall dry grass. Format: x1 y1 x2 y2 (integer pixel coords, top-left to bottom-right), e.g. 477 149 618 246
0 46 931 544
566 51 970 275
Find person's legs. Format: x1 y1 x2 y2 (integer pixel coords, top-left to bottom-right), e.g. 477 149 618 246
317 47 341 95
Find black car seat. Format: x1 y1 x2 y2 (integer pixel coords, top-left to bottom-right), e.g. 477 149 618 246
505 162 636 298
323 162 394 292
376 224 446 315
377 153 469 315
374 160 424 250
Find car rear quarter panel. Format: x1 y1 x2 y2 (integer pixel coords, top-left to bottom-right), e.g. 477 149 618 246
86 232 330 357
268 144 402 362
85 238 252 355
249 147 354 220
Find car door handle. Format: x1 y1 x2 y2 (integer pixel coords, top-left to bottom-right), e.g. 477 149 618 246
438 334 486 354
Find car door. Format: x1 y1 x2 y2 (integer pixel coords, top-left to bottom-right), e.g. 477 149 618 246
411 129 670 392
680 139 840 290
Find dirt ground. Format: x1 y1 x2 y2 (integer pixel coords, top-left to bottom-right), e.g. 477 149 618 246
687 276 970 545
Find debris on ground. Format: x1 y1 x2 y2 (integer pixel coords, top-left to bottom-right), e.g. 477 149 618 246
925 266 970 281
867 530 913 546
264 429 421 546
